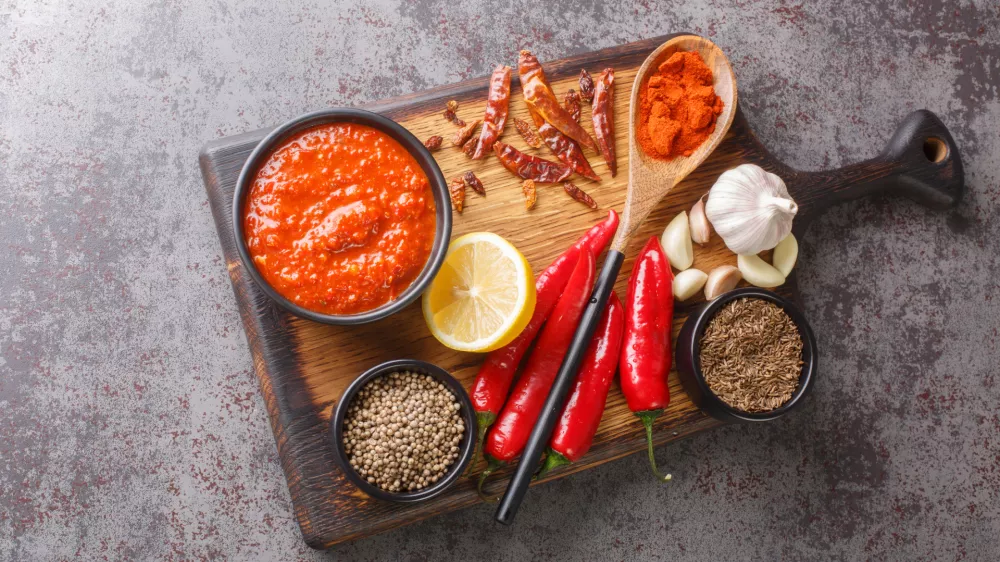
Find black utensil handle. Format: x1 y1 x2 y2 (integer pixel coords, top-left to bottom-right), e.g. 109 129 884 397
791 109 964 228
494 250 626 525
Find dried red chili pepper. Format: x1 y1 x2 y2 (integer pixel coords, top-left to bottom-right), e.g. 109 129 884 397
448 176 465 213
619 236 674 482
579 69 595 103
592 68 617 177
424 135 443 150
537 291 623 478
469 211 618 474
472 65 512 159
452 119 481 147
462 136 477 158
493 141 571 183
563 181 598 209
563 89 582 122
518 50 598 152
478 248 596 499
530 108 600 181
513 117 543 149
444 99 465 127
521 179 537 210
463 171 485 196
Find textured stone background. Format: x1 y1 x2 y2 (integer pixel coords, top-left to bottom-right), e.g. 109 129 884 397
2 0 998 560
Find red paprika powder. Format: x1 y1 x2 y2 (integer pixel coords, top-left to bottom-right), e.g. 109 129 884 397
638 51 724 160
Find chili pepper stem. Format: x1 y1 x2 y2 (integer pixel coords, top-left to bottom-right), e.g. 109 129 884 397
476 456 505 503
535 449 570 480
466 411 496 476
636 410 672 482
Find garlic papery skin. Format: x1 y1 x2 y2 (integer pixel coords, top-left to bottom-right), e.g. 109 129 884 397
772 233 798 277
705 164 798 255
689 196 711 245
704 265 742 300
737 254 786 288
661 211 694 271
673 268 708 301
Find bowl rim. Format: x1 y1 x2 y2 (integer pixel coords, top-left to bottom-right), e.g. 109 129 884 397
231 107 452 326
329 359 477 503
685 287 818 422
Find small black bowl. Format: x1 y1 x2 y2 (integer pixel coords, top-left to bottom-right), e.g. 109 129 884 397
675 288 818 423
329 359 477 503
232 108 452 325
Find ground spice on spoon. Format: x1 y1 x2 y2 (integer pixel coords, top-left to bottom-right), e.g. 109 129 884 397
698 298 804 413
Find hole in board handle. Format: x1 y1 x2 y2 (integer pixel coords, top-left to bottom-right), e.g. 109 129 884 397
922 137 948 163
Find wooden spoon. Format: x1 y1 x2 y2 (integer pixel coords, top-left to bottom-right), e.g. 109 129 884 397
495 34 739 525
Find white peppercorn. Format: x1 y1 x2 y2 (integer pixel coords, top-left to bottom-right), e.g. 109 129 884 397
342 371 465 493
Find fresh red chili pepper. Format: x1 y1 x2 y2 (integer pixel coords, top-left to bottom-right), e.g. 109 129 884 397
478 248 596 499
469 211 618 470
619 236 674 482
493 141 572 183
518 50 599 153
472 65 512 159
537 291 623 478
592 68 617 177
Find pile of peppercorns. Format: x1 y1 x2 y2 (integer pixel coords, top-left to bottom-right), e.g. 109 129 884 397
342 371 465 493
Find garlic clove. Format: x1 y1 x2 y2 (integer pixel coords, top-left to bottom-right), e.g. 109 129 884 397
771 233 798 277
689 196 711 245
737 254 786 288
704 265 742 300
705 164 798 255
672 268 708 301
661 211 694 271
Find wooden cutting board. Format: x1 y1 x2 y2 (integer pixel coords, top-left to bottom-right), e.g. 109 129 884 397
198 34 963 549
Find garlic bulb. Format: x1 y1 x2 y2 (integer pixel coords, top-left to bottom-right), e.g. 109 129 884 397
673 268 708 301
661 212 694 271
772 233 798 277
737 254 785 288
689 196 711 245
705 164 798 255
704 265 742 300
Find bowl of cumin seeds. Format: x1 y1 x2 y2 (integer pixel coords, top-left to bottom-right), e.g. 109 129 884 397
675 288 817 423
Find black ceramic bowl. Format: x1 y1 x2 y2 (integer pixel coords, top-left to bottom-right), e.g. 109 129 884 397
232 108 452 325
675 288 818 423
329 359 477 503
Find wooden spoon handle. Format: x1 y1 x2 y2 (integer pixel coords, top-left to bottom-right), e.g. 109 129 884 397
791 109 964 230
494 250 626 525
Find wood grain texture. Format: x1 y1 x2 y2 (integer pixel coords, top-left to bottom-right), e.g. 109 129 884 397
199 34 963 549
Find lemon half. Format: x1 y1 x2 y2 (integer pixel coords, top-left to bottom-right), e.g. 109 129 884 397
422 232 535 353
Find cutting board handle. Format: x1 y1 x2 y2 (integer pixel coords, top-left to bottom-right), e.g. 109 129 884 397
792 110 964 227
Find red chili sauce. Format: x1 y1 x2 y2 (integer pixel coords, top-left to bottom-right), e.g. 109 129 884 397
243 123 436 315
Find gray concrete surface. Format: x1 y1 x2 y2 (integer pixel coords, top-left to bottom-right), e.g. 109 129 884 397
2 1 998 560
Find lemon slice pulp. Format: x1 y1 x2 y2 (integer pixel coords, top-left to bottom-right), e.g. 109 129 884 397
422 232 535 353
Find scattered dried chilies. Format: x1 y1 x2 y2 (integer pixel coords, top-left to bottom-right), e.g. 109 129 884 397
563 181 598 209
452 119 481 147
443 99 465 127
578 69 595 103
472 65 512 159
513 117 544 149
563 89 582 122
463 171 485 197
448 177 465 213
592 68 617 177
423 135 443 150
522 179 537 210
518 50 599 152
493 141 572 183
